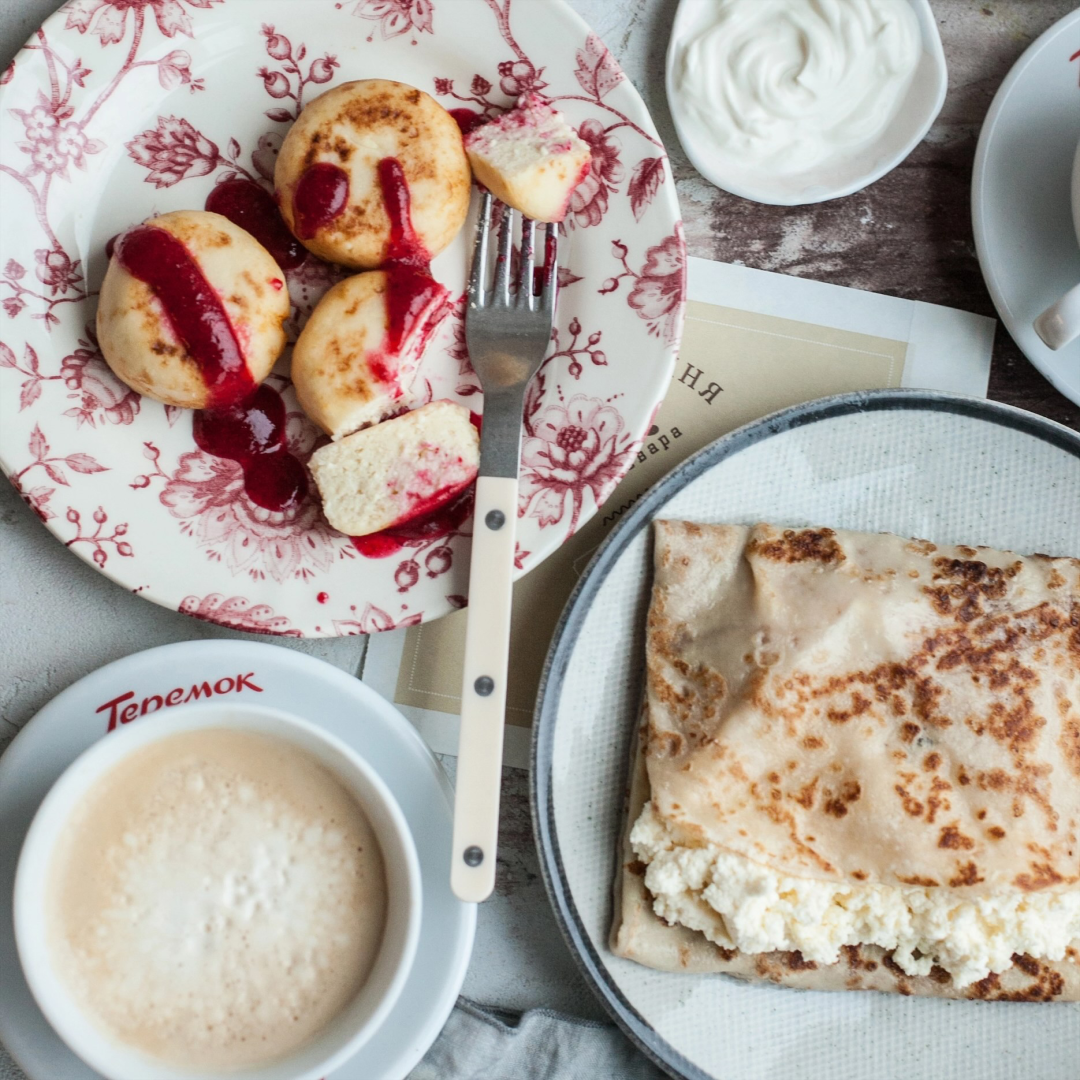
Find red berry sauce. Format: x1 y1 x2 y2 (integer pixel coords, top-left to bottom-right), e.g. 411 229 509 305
112 225 305 514
376 156 448 358
448 108 485 136
348 160 470 557
192 384 307 513
351 405 481 558
292 162 349 240
205 178 305 270
114 226 255 410
351 488 474 558
242 448 308 512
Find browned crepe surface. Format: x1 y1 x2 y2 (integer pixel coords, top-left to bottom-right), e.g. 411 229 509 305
610 521 1080 1000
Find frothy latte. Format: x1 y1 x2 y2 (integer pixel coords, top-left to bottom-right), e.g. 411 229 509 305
46 728 387 1071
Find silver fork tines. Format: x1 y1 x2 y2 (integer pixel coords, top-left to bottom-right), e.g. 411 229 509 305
467 195 558 314
464 197 559 479
540 223 557 315
493 204 514 305
467 193 494 311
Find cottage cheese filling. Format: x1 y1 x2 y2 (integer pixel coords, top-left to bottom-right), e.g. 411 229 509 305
630 804 1080 988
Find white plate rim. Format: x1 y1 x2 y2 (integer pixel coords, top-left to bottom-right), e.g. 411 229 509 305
971 5 1080 408
529 387 1080 1080
0 639 475 1080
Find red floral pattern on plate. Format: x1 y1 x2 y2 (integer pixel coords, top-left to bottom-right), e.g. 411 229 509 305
158 412 341 583
518 395 633 534
0 0 683 636
65 0 220 46
258 23 339 123
569 119 622 228
602 227 686 343
353 0 434 41
127 115 220 187
7 423 124 565
333 603 424 635
178 592 302 636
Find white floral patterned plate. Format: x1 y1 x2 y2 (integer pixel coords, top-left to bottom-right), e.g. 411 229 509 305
0 0 684 637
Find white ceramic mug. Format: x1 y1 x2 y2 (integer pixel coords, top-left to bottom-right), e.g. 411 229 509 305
1033 139 1080 350
13 703 422 1080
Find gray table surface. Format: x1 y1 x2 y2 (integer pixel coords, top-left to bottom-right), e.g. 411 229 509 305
2 1 1078 1078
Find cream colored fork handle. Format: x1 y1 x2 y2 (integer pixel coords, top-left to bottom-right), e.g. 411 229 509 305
451 474 518 902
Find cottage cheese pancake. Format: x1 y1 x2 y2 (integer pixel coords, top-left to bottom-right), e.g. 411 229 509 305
309 400 479 538
631 802 1080 989
97 210 289 410
47 728 387 1070
292 270 449 440
611 520 1080 999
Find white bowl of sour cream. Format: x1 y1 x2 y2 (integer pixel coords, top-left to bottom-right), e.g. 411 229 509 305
666 0 947 205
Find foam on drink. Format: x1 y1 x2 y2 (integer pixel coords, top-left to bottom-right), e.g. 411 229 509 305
46 728 387 1071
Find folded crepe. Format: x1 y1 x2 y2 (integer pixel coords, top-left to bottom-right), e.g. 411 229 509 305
611 521 1080 1000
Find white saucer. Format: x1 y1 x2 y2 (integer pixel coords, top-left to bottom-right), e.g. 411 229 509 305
0 641 475 1080
972 7 1080 406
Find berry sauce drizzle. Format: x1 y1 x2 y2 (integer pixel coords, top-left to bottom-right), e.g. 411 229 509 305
347 158 471 556
113 225 305 513
114 226 255 410
448 108 485 136
193 384 307 513
205 178 305 270
351 488 474 558
376 156 446 354
292 162 349 240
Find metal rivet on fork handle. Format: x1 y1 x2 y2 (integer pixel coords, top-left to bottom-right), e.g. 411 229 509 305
474 676 494 696
485 510 505 530
463 846 484 867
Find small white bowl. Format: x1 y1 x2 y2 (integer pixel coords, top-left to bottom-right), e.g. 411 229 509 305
13 703 422 1080
665 0 948 206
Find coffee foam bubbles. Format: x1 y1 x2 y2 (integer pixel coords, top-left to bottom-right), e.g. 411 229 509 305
48 729 387 1071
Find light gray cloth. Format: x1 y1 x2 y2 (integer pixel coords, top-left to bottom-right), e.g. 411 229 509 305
408 999 669 1080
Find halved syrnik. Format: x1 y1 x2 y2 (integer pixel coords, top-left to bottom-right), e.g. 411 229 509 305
611 521 1080 1000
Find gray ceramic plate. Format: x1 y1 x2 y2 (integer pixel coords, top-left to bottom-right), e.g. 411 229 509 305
532 389 1080 1080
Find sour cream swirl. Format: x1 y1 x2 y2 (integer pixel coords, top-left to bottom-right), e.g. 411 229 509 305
677 0 921 177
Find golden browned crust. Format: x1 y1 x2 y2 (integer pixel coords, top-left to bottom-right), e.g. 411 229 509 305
610 705 1080 1001
96 210 288 409
609 520 1080 1000
642 521 1080 891
291 271 391 437
275 79 471 268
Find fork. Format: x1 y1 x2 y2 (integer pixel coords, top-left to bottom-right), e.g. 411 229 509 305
450 194 558 903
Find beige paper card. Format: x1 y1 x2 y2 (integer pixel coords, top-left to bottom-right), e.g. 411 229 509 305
393 299 906 726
